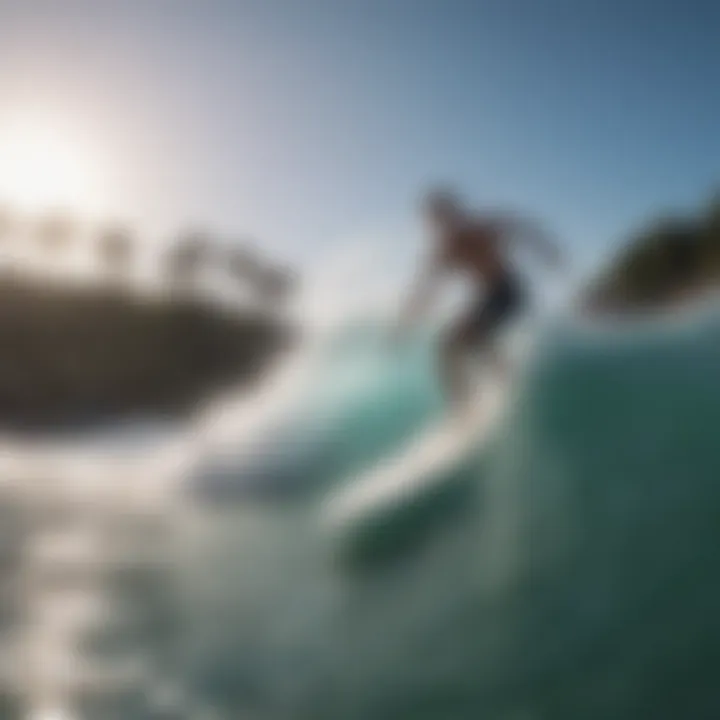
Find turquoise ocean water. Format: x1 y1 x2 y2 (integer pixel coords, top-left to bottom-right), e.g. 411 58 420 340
183 301 720 720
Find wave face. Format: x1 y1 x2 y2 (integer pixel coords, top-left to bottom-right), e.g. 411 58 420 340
183 305 720 720
189 321 445 501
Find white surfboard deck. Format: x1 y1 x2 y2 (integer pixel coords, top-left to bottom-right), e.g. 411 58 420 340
323 378 508 530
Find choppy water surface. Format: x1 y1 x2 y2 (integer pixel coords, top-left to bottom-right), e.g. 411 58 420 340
3 303 720 719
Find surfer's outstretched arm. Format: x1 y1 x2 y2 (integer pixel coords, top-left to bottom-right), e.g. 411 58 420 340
394 254 444 340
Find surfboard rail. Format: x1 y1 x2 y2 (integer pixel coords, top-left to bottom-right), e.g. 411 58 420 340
322 379 507 532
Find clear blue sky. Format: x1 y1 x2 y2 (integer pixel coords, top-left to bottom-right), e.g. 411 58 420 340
1 0 719 277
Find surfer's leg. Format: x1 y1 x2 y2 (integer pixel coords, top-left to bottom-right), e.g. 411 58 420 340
439 323 473 408
439 275 524 409
465 274 524 380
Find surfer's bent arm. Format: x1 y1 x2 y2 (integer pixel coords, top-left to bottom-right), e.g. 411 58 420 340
395 254 445 336
499 215 562 268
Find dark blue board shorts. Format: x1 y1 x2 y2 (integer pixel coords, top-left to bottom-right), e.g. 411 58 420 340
447 271 525 349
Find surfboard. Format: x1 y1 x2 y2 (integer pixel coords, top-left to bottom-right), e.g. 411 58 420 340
322 377 508 532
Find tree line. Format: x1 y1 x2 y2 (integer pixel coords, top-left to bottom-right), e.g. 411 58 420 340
585 194 720 311
0 206 296 306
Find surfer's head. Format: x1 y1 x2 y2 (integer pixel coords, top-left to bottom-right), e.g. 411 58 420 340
422 187 464 228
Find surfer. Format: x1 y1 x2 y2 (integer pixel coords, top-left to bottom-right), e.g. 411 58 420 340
394 188 562 411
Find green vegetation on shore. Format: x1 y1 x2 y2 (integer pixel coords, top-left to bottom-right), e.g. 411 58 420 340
0 206 298 431
0 274 293 431
585 196 720 311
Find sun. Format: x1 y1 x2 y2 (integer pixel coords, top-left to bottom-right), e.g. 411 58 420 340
0 116 101 212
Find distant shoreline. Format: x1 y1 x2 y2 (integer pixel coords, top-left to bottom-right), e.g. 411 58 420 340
0 273 295 433
582 196 720 315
